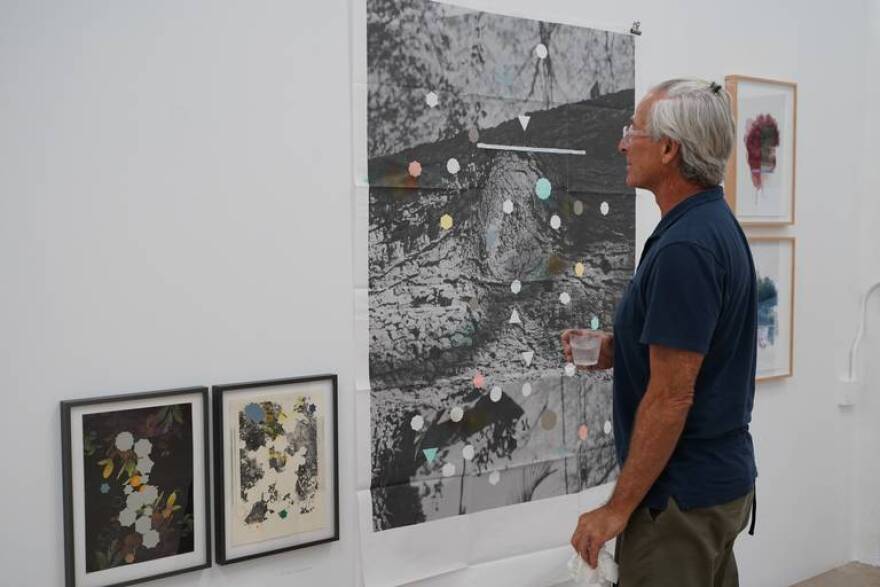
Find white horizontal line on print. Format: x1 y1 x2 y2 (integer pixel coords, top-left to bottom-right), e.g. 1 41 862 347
476 143 587 155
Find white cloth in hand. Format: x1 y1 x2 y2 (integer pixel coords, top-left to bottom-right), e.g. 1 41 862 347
567 546 618 587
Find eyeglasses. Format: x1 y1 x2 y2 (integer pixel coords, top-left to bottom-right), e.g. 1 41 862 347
621 124 650 145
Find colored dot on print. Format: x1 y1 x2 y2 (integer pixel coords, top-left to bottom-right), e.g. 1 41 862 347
279 510 288 519
559 292 571 305
511 279 522 294
591 316 600 330
425 91 439 108
575 262 585 277
490 386 503 402
468 128 480 143
521 382 533 397
578 424 589 441
535 178 552 200
442 463 456 477
489 470 501 486
244 404 264 424
573 200 584 216
601 201 610 216
411 415 424 431
503 199 514 214
473 372 486 389
447 158 461 175
535 43 549 59
450 406 464 422
541 410 558 430
408 161 422 178
550 215 561 230
100 483 110 494
604 420 612 435
462 445 475 461
564 362 576 377
440 214 453 230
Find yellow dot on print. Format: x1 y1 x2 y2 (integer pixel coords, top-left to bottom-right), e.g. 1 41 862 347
440 214 453 230
575 262 585 277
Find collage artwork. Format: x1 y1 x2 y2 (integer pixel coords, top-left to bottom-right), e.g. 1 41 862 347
366 0 636 530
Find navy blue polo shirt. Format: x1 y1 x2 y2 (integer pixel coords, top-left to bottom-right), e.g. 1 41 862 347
612 186 758 511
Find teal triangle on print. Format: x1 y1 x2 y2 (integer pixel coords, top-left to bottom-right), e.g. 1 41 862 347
423 448 439 463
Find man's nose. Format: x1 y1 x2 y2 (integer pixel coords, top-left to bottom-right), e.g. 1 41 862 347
617 138 628 154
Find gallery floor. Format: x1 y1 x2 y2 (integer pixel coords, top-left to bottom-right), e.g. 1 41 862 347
791 562 880 586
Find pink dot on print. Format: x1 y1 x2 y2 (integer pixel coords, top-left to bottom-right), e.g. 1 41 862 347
408 161 422 178
578 424 589 441
473 372 485 389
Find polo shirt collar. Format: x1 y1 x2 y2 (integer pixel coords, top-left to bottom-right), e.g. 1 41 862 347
651 185 724 238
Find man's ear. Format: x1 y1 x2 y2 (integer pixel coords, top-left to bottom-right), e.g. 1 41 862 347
661 138 681 165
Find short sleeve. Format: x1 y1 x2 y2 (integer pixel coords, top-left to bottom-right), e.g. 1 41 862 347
639 243 723 354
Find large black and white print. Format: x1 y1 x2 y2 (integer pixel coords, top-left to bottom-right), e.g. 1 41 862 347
367 0 636 531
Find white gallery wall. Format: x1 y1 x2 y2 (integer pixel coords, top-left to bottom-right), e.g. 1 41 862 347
854 0 880 568
0 1 876 586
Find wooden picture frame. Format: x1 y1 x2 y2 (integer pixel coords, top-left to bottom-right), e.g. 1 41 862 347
61 387 211 587
725 75 797 225
212 374 339 564
748 236 796 381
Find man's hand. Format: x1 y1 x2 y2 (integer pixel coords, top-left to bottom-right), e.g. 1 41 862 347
570 504 629 568
561 329 614 370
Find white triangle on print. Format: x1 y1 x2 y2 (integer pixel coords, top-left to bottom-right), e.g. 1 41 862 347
509 309 521 324
521 350 535 367
518 115 531 131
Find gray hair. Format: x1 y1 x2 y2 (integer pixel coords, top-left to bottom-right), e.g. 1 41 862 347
646 79 736 187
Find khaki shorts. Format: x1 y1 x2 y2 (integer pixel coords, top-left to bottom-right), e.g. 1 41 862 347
615 489 755 587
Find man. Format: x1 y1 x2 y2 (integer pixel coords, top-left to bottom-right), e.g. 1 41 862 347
562 79 758 587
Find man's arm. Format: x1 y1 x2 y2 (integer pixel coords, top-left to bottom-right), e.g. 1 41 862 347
606 344 703 517
570 344 703 567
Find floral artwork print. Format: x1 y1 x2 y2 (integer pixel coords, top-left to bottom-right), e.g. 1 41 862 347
744 113 780 191
756 271 779 349
82 404 194 572
230 393 326 545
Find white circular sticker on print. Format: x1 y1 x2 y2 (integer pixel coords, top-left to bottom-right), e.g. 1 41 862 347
462 445 475 461
564 362 576 377
535 43 548 59
550 214 561 230
503 199 514 214
442 463 456 477
600 201 610 216
511 279 522 294
559 292 571 305
425 91 439 108
490 386 503 402
450 406 464 422
603 420 612 435
447 158 461 175
488 470 501 486
521 382 533 397
410 415 424 431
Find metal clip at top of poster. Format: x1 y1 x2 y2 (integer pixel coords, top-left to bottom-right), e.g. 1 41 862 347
365 0 636 532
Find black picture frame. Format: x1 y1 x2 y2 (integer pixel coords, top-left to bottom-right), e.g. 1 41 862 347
212 374 339 565
61 386 212 587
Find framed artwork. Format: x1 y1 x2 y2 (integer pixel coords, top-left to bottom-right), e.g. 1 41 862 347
212 374 339 564
725 75 797 225
61 387 211 587
749 237 796 381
